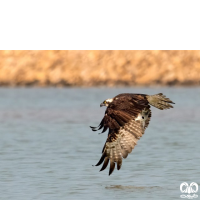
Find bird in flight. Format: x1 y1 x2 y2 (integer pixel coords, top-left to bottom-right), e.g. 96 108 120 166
90 93 174 175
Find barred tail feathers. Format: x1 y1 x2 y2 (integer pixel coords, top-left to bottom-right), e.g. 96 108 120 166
147 93 175 110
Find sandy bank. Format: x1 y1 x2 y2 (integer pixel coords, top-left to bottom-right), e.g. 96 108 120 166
0 50 200 86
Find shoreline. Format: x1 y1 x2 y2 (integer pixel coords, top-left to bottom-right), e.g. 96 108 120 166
0 82 199 88
1 50 200 87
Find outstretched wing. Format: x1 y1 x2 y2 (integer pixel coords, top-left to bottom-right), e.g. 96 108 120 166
95 108 151 175
91 94 152 175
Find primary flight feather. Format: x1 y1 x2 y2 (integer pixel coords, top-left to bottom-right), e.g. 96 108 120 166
90 93 175 175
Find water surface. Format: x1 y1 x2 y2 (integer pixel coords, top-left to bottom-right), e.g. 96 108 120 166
0 87 199 200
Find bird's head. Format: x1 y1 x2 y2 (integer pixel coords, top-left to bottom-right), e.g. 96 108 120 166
100 98 113 107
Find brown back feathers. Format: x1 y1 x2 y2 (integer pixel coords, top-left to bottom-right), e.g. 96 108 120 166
90 93 174 175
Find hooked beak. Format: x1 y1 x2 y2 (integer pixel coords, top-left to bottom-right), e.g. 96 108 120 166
100 102 105 107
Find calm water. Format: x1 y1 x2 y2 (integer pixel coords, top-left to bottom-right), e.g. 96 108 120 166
0 87 199 200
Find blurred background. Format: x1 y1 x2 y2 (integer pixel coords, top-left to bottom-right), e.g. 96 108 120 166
0 50 200 200
1 50 200 87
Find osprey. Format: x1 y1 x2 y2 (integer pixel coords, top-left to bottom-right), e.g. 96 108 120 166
90 93 174 175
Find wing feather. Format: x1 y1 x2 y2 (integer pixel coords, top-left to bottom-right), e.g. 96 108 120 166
95 153 106 166
109 160 115 175
100 157 109 171
95 107 151 175
91 93 154 175
117 157 122 170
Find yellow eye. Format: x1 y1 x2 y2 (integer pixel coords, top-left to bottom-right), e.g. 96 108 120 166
104 101 106 103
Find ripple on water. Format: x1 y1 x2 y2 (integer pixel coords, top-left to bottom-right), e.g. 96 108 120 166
105 185 162 190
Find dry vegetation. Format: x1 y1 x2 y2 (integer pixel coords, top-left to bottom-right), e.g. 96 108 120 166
0 50 200 86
